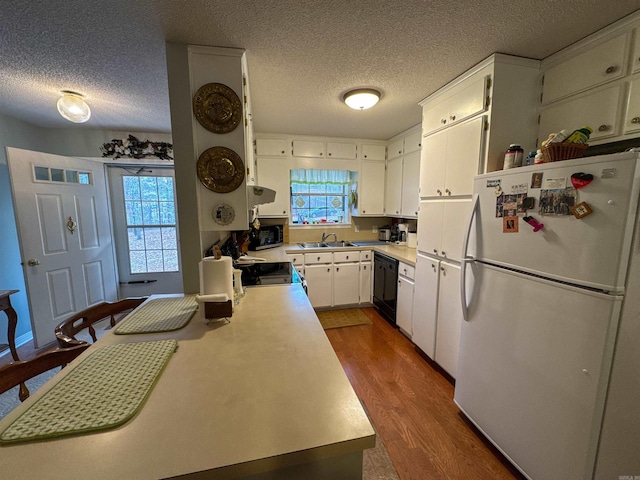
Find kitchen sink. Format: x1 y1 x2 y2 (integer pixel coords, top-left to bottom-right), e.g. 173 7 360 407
297 241 356 248
298 242 329 248
323 241 356 247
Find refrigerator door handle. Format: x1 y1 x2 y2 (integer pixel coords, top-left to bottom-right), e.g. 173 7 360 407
460 194 479 322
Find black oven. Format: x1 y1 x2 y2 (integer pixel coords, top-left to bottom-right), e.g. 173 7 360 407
236 261 305 293
248 225 284 251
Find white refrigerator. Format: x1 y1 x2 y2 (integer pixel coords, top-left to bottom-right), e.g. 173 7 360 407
454 151 640 480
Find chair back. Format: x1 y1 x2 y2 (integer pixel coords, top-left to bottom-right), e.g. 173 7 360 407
55 297 147 348
0 344 89 402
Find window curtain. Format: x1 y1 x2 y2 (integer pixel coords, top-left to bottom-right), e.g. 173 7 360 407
290 169 350 185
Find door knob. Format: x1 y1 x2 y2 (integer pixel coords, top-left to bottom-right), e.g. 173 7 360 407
27 259 40 266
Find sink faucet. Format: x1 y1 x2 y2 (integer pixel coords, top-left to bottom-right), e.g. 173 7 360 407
321 232 337 243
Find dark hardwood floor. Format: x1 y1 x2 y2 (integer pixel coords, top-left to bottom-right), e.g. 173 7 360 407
2 307 525 479
325 307 525 480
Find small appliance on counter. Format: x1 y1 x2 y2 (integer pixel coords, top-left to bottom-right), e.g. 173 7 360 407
378 227 391 241
396 223 409 244
248 224 284 250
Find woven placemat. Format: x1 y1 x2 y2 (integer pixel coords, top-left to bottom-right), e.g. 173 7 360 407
0 339 177 444
115 296 197 334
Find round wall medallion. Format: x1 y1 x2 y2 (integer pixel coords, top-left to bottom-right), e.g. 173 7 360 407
193 83 242 134
213 203 235 225
196 146 245 193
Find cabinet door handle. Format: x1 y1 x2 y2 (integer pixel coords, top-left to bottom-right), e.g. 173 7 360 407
598 124 610 132
433 249 438 254
631 117 640 124
441 251 446 256
450 115 456 121
445 188 452 196
436 189 442 196
605 66 617 74
441 118 447 124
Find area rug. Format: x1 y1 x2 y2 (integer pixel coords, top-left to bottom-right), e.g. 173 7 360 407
363 436 401 480
316 308 373 329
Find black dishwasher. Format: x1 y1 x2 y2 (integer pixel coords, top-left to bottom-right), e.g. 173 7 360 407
373 252 398 325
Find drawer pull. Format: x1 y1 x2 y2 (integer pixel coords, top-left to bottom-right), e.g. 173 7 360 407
631 117 640 124
605 66 617 74
598 124 610 132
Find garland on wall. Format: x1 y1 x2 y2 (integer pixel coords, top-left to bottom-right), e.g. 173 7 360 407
100 135 173 160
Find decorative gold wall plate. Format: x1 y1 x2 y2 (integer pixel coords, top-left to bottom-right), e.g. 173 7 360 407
193 83 242 133
196 146 245 193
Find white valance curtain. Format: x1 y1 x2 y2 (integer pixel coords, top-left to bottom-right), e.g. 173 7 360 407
290 169 350 185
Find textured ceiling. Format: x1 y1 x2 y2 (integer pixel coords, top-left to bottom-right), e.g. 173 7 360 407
1 0 639 140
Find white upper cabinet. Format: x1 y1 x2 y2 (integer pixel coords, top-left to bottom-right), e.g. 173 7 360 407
539 84 624 142
401 151 420 217
326 141 357 159
255 138 288 156
357 160 386 216
385 156 403 216
403 131 422 153
420 116 485 198
624 75 640 134
292 139 326 158
542 33 629 105
633 27 640 74
422 75 488 136
388 138 404 160
255 157 290 217
361 144 386 161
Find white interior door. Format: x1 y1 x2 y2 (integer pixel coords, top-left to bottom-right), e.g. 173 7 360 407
7 147 118 348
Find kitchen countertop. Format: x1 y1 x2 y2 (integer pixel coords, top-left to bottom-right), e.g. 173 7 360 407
247 243 417 266
0 289 375 479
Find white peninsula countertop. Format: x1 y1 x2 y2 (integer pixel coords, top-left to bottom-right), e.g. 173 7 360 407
0 287 375 479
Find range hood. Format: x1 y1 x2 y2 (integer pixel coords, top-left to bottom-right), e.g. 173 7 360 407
247 185 276 206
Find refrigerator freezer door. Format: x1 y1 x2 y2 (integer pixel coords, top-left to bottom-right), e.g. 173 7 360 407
469 152 640 292
455 262 622 480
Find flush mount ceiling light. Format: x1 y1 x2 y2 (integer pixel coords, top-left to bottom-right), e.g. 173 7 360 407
343 88 381 110
57 90 91 123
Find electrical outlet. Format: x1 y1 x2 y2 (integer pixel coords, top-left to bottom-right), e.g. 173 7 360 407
372 225 378 233
354 224 360 233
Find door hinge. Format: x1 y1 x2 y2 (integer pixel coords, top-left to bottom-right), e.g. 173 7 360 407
540 91 544 104
243 77 247 86
486 77 491 90
541 75 545 86
484 119 489 130
485 95 491 109
537 114 541 125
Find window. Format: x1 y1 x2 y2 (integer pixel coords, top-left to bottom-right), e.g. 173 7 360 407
290 169 351 224
33 165 92 185
122 175 178 273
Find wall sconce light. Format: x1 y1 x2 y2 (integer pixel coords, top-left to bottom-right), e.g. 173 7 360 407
57 90 91 123
343 88 381 110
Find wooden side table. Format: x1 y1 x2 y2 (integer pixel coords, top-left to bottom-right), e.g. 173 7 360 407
0 289 20 361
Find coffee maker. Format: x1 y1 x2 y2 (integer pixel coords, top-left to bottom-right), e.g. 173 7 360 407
397 223 409 244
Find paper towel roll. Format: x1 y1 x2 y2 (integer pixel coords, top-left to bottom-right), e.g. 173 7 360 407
199 256 233 301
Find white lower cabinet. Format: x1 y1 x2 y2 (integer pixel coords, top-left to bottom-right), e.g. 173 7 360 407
359 261 372 304
333 262 360 306
303 251 371 308
304 263 333 308
396 262 415 337
412 255 439 359
434 261 462 378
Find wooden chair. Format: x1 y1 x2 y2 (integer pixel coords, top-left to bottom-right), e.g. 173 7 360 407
55 297 147 348
0 344 89 402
